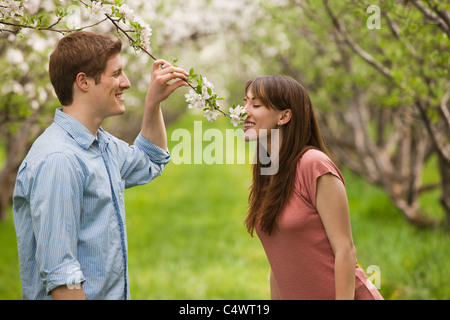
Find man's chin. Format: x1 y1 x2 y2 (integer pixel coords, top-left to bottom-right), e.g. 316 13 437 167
115 104 126 115
104 106 126 119
118 106 126 115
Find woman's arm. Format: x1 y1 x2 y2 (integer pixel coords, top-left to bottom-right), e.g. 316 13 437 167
316 173 356 300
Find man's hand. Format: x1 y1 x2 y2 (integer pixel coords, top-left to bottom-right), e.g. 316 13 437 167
145 59 189 108
141 59 188 150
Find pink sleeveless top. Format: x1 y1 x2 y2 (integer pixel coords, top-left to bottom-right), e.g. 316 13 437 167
256 149 383 300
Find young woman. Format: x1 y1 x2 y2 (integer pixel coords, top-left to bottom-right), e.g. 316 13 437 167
243 75 383 300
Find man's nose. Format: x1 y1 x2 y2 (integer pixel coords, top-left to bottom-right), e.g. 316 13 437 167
121 73 131 90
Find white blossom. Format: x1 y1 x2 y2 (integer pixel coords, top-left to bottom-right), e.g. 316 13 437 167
204 109 220 122
185 89 204 109
5 48 24 64
117 3 134 20
230 115 241 127
84 1 109 20
0 0 24 19
228 104 247 126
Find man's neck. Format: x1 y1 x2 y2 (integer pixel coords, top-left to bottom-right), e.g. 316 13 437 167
62 104 102 138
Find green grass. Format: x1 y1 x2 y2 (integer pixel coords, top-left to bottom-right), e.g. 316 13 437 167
1 112 449 299
125 112 269 299
0 214 20 299
345 167 450 300
125 162 269 299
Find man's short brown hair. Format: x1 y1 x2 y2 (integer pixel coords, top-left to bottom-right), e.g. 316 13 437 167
49 31 122 106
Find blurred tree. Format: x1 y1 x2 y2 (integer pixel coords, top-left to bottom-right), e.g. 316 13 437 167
0 0 60 220
322 0 449 227
2 0 448 229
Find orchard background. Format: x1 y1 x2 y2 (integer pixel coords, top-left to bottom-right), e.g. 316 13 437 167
1 0 449 299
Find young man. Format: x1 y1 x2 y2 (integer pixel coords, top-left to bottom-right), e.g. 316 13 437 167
12 31 188 300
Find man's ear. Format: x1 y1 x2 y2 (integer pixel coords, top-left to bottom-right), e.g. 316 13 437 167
279 109 292 125
75 72 90 92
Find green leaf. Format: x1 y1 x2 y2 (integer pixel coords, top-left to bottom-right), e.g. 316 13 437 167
170 57 179 67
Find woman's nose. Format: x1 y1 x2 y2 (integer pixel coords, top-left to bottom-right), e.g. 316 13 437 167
243 103 251 114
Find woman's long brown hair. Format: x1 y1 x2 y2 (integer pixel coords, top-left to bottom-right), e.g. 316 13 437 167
244 75 330 236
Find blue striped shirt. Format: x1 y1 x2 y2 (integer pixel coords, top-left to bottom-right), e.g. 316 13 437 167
13 108 170 300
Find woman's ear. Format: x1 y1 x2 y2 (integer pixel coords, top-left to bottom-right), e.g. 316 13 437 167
279 109 292 125
75 72 90 92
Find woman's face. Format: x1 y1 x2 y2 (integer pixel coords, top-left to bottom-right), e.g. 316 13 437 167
243 89 283 142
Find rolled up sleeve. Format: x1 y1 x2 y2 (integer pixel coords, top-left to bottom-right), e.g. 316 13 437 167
116 132 171 188
43 260 85 295
134 132 171 165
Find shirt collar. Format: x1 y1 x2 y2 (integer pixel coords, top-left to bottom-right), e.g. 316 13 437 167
53 108 97 150
97 127 111 146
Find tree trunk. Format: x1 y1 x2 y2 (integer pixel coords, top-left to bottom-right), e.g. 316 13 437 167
319 106 438 228
437 154 450 229
0 160 20 221
0 116 45 221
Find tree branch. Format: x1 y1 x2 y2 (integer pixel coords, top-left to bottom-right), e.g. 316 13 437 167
322 0 393 81
410 0 450 38
415 98 450 164
440 89 450 131
0 17 109 35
